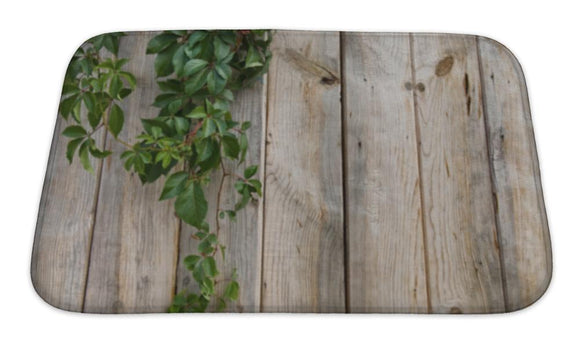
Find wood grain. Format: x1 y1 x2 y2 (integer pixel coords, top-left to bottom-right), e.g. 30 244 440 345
176 80 267 312
33 32 552 314
411 34 505 313
83 32 181 313
260 31 345 312
31 116 105 312
477 37 551 311
342 32 428 313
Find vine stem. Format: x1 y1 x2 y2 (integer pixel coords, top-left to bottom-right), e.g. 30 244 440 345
213 157 228 256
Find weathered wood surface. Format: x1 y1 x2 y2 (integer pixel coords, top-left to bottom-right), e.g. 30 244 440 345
31 115 104 312
83 32 181 313
32 31 551 313
477 37 552 311
411 34 505 313
261 31 345 312
342 33 428 313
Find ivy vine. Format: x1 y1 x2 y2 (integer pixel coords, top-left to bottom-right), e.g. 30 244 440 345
59 30 272 312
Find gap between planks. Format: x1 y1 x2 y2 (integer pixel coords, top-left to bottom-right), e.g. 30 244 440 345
476 37 509 311
80 126 109 312
258 72 271 312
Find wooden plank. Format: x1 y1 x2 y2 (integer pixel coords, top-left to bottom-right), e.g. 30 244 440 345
260 31 345 312
83 32 181 313
31 115 104 312
342 33 428 313
411 34 505 313
477 37 551 311
176 80 267 312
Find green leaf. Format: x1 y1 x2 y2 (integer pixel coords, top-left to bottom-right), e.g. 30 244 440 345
62 125 87 138
235 187 251 211
87 113 100 132
184 68 209 95
114 58 129 70
241 121 251 131
88 139 112 159
154 44 178 77
109 104 124 138
244 165 258 179
186 106 206 119
224 281 239 301
201 257 219 277
119 88 132 99
66 137 84 163
197 139 221 173
175 180 208 228
197 137 217 162
157 79 182 93
202 118 216 138
239 133 248 164
168 98 183 115
59 95 79 119
213 36 230 61
187 31 208 46
172 45 187 77
141 118 173 136
174 117 190 135
109 74 122 99
200 277 214 299
234 180 245 194
102 34 120 55
96 59 114 70
248 179 262 196
245 45 263 68
152 93 178 108
184 254 201 270
78 140 94 174
160 171 188 200
214 119 228 135
146 33 178 54
183 59 208 76
88 147 112 159
71 101 82 123
207 69 226 95
221 89 234 101
82 93 97 113
222 134 240 160
198 238 214 255
118 72 136 90
215 63 232 80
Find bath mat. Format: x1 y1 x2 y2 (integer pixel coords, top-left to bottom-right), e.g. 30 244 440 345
31 30 551 313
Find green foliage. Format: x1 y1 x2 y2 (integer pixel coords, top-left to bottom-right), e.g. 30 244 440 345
59 30 272 313
145 30 270 313
59 33 136 172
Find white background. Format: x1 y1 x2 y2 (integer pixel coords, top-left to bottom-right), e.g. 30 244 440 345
0 0 577 346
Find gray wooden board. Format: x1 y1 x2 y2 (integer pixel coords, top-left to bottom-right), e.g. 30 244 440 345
32 31 551 313
411 34 505 313
342 33 428 313
260 31 346 312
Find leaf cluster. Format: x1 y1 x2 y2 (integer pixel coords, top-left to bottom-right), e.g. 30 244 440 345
60 33 136 173
146 30 271 312
59 30 272 312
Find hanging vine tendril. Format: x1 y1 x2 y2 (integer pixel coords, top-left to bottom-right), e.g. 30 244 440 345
59 30 273 312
